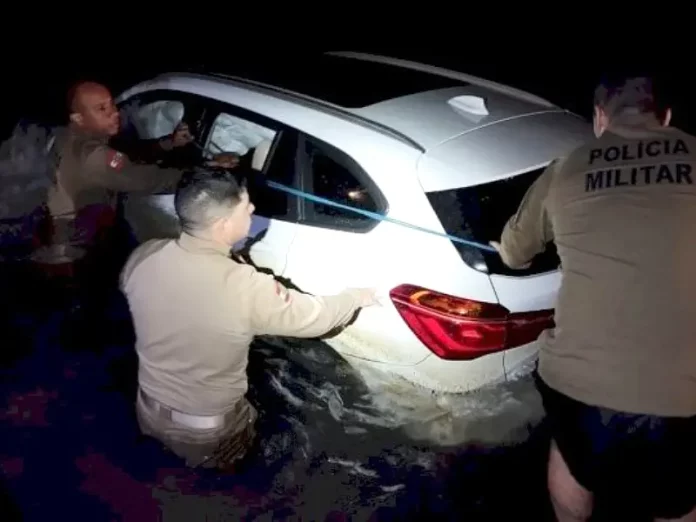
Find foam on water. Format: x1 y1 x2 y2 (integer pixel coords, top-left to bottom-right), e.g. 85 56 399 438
268 374 304 409
250 335 545 505
326 457 379 478
262 336 543 446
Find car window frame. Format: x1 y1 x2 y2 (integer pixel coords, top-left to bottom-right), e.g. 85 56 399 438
116 89 211 147
200 100 301 223
296 133 388 233
122 90 389 233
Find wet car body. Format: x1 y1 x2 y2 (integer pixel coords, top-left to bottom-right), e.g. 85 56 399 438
115 52 593 394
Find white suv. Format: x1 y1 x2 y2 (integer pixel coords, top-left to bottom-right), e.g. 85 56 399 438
116 52 593 394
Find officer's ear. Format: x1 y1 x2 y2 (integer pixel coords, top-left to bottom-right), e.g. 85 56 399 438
69 111 84 126
593 106 609 138
660 108 672 127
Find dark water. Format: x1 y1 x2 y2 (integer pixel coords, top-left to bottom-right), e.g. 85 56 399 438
0 265 555 521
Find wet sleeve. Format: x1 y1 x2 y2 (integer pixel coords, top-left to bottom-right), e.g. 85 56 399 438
81 140 183 194
499 161 556 268
241 266 362 338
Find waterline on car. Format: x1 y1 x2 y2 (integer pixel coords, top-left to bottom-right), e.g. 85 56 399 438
253 338 544 450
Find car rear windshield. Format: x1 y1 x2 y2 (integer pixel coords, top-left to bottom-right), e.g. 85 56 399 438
425 167 560 276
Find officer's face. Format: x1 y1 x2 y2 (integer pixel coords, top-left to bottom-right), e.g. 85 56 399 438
71 84 121 137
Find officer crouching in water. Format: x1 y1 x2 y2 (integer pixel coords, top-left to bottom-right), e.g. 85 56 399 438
491 75 696 521
120 167 378 470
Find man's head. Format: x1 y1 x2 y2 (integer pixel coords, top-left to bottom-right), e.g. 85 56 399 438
593 74 671 137
67 81 120 136
174 168 255 246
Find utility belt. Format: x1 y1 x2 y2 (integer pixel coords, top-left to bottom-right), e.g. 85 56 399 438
138 388 227 430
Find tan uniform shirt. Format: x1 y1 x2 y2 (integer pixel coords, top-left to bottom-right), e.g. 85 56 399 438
47 125 182 245
120 232 364 416
499 113 696 417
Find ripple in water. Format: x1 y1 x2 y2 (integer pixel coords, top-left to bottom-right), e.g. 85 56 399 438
247 335 545 519
256 337 543 448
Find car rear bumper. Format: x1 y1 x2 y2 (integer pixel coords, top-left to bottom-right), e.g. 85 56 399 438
331 338 507 394
503 341 539 380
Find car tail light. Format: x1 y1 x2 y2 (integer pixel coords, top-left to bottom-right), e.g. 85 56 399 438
389 284 554 361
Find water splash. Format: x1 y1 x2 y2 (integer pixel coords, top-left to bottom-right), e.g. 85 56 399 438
244 336 545 520
254 337 544 453
326 457 379 478
267 374 304 409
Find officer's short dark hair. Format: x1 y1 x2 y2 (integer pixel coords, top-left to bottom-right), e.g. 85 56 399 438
174 167 249 232
594 73 669 119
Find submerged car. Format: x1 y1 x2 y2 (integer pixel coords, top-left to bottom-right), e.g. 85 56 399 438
115 51 593 394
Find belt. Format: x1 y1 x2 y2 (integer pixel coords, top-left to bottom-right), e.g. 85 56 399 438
139 389 226 430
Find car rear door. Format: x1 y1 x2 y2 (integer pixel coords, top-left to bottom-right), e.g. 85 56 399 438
281 133 390 294
197 100 301 276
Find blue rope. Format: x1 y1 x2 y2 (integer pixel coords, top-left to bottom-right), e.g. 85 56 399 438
265 180 499 253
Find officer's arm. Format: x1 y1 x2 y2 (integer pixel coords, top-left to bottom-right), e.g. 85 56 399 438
498 161 556 269
243 267 362 338
82 140 183 194
111 134 173 164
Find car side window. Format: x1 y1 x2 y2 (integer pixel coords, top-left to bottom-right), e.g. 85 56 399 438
120 98 185 140
204 105 298 221
203 112 277 163
116 91 208 167
303 137 383 231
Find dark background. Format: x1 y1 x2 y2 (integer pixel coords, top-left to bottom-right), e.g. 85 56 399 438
1 47 692 520
4 49 693 136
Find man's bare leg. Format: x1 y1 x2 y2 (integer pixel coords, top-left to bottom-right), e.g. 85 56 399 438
547 440 593 522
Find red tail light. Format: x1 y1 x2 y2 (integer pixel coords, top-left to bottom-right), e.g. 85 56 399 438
389 284 554 361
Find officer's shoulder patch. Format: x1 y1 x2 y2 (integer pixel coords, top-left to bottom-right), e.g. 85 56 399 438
105 149 125 171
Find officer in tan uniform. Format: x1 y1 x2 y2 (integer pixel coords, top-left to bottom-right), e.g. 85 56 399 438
43 81 237 261
120 167 378 471
491 75 696 521
38 82 238 344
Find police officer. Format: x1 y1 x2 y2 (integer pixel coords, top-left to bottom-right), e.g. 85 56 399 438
44 81 238 262
39 82 238 342
120 167 378 470
490 75 696 521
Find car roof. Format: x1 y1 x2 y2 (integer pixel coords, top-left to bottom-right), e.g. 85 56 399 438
418 111 594 192
141 52 568 151
327 52 564 150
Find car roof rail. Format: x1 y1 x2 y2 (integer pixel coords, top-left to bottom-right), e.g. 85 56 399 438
149 70 426 153
325 51 558 109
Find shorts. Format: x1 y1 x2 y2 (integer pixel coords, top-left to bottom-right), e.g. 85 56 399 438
535 372 696 519
136 393 258 472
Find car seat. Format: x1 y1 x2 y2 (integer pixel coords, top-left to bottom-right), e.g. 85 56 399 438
251 139 273 172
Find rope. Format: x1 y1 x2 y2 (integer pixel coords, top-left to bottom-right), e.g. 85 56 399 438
265 180 498 253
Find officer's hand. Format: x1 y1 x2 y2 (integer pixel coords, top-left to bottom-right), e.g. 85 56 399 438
347 288 381 308
171 122 194 147
206 152 240 169
489 241 532 269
